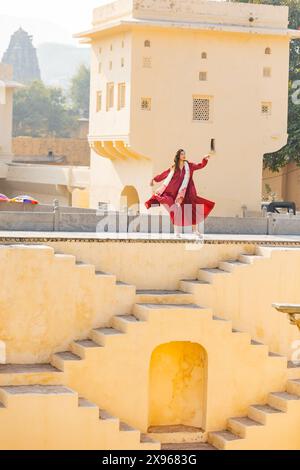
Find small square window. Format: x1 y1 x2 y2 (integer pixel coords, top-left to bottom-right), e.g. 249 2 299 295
106 83 114 110
193 97 210 121
143 57 152 68
261 102 272 116
144 40 151 48
199 71 207 81
118 83 126 110
141 97 151 111
263 67 271 78
96 91 102 112
201 52 207 59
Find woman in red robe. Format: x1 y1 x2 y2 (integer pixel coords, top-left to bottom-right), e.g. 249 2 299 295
145 149 215 235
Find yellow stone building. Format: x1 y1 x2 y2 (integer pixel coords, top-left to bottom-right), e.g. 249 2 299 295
76 0 300 216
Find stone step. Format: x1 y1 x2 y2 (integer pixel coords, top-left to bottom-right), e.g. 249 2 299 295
256 247 274 258
248 404 284 424
218 260 248 272
119 422 140 440
198 268 230 283
95 271 117 282
228 416 263 438
112 315 144 332
75 261 95 274
147 425 206 444
179 279 212 297
140 434 159 444
71 340 103 358
133 303 212 321
136 290 194 305
78 397 98 408
99 409 119 423
0 364 63 386
287 379 300 395
208 430 241 450
0 385 77 407
268 391 300 412
51 351 82 371
90 327 125 346
287 361 300 380
54 253 76 265
161 442 217 451
238 254 264 264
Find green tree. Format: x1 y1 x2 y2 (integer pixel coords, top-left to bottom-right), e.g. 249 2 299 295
70 64 90 118
230 0 300 171
13 80 77 138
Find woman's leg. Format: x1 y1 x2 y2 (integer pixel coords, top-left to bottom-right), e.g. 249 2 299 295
174 225 181 237
192 224 203 237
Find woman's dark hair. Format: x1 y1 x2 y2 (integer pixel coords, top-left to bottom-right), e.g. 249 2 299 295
174 149 185 171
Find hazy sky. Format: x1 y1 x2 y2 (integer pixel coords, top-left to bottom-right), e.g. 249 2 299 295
0 0 113 54
1 0 111 32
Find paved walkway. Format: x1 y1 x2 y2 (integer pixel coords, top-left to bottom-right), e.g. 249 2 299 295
0 231 300 245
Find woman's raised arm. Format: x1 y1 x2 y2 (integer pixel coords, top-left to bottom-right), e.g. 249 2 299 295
152 168 172 184
190 156 210 171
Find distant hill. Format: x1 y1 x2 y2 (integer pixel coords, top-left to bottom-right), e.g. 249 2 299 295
37 43 90 88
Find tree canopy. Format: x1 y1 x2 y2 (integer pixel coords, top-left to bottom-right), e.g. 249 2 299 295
70 64 90 119
13 64 90 138
231 0 300 171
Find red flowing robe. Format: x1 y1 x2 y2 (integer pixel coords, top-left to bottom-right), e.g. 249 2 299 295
145 158 215 226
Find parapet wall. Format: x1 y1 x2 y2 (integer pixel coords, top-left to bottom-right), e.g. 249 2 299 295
92 0 289 29
12 137 90 166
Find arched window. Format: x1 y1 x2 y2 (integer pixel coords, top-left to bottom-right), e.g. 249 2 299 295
144 40 151 48
265 47 271 55
120 186 140 212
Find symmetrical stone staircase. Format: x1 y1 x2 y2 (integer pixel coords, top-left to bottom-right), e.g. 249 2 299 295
44 260 299 450
1 244 300 449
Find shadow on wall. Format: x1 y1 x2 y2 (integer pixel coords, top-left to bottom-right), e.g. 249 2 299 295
148 342 208 430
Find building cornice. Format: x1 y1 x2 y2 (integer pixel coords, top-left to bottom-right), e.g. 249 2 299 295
75 17 300 41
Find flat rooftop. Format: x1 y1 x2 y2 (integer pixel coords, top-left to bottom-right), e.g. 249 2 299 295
76 0 300 40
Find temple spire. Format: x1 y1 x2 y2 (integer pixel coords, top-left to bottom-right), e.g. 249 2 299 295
2 28 41 84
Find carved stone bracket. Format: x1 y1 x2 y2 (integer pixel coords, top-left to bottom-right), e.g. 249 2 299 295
273 303 300 331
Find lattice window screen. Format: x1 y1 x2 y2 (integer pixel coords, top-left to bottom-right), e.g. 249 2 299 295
261 102 272 115
143 57 152 68
193 98 210 121
141 98 151 111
